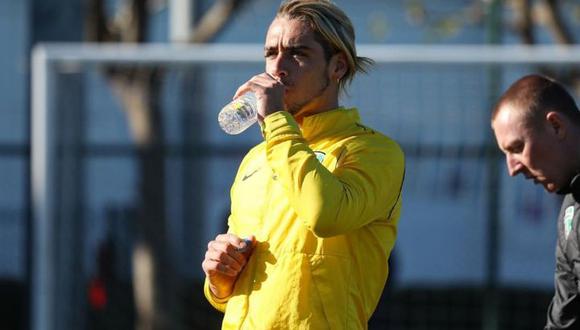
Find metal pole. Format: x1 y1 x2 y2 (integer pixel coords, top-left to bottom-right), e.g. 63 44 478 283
483 0 503 329
31 46 56 330
169 0 194 43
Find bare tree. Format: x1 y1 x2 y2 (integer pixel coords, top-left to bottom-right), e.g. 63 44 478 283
511 0 535 44
502 0 575 43
402 0 580 92
85 0 249 329
506 0 579 92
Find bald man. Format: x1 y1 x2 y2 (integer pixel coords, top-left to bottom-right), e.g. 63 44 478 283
491 74 580 329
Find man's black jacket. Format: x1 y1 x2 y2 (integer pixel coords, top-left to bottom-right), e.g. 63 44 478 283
546 175 580 329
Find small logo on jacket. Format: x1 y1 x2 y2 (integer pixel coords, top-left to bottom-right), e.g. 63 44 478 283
564 206 574 240
314 151 326 163
242 168 259 181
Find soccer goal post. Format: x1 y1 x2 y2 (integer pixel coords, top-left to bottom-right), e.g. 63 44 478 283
31 43 580 330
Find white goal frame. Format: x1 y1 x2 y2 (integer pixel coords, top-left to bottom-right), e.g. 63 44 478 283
31 43 580 330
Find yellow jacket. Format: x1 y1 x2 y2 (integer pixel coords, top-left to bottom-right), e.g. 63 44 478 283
205 108 405 329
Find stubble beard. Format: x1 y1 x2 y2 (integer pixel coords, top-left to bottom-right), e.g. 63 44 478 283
286 70 331 115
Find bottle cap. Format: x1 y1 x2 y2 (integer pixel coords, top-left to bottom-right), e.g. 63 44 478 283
235 238 253 253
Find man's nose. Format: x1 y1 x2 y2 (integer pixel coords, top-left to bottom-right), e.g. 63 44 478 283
270 54 288 79
507 155 522 176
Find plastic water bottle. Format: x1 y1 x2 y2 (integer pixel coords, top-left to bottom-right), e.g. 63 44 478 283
218 93 258 135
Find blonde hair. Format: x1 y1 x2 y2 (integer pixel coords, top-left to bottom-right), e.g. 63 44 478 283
277 0 373 93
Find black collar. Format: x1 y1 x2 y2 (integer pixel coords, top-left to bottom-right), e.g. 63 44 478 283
558 173 580 202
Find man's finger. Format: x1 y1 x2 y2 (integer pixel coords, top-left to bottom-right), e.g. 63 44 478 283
203 260 238 277
207 247 243 269
208 240 246 265
215 233 244 246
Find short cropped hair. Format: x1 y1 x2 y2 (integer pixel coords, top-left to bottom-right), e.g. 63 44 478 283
492 74 580 127
277 0 373 94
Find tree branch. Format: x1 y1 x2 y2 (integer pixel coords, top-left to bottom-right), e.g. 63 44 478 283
124 0 148 42
541 0 574 44
189 0 250 43
511 0 535 44
86 0 115 41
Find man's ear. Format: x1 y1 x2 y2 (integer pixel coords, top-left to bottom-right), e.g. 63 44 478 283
546 111 566 139
330 52 348 82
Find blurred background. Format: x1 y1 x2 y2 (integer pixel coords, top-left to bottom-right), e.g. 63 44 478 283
3 0 580 329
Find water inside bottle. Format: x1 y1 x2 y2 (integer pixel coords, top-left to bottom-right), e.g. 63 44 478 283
218 94 257 135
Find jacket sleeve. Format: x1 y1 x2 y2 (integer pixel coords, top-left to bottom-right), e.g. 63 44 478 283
262 111 405 238
203 277 229 312
545 223 580 329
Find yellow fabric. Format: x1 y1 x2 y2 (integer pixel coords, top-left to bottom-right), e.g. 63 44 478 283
204 108 405 329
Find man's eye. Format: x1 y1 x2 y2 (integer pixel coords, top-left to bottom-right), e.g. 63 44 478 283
509 144 523 153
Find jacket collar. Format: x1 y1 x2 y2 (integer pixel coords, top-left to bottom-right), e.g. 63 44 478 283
300 107 359 141
558 173 580 202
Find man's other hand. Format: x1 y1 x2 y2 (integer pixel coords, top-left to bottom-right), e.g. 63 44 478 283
202 234 255 299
